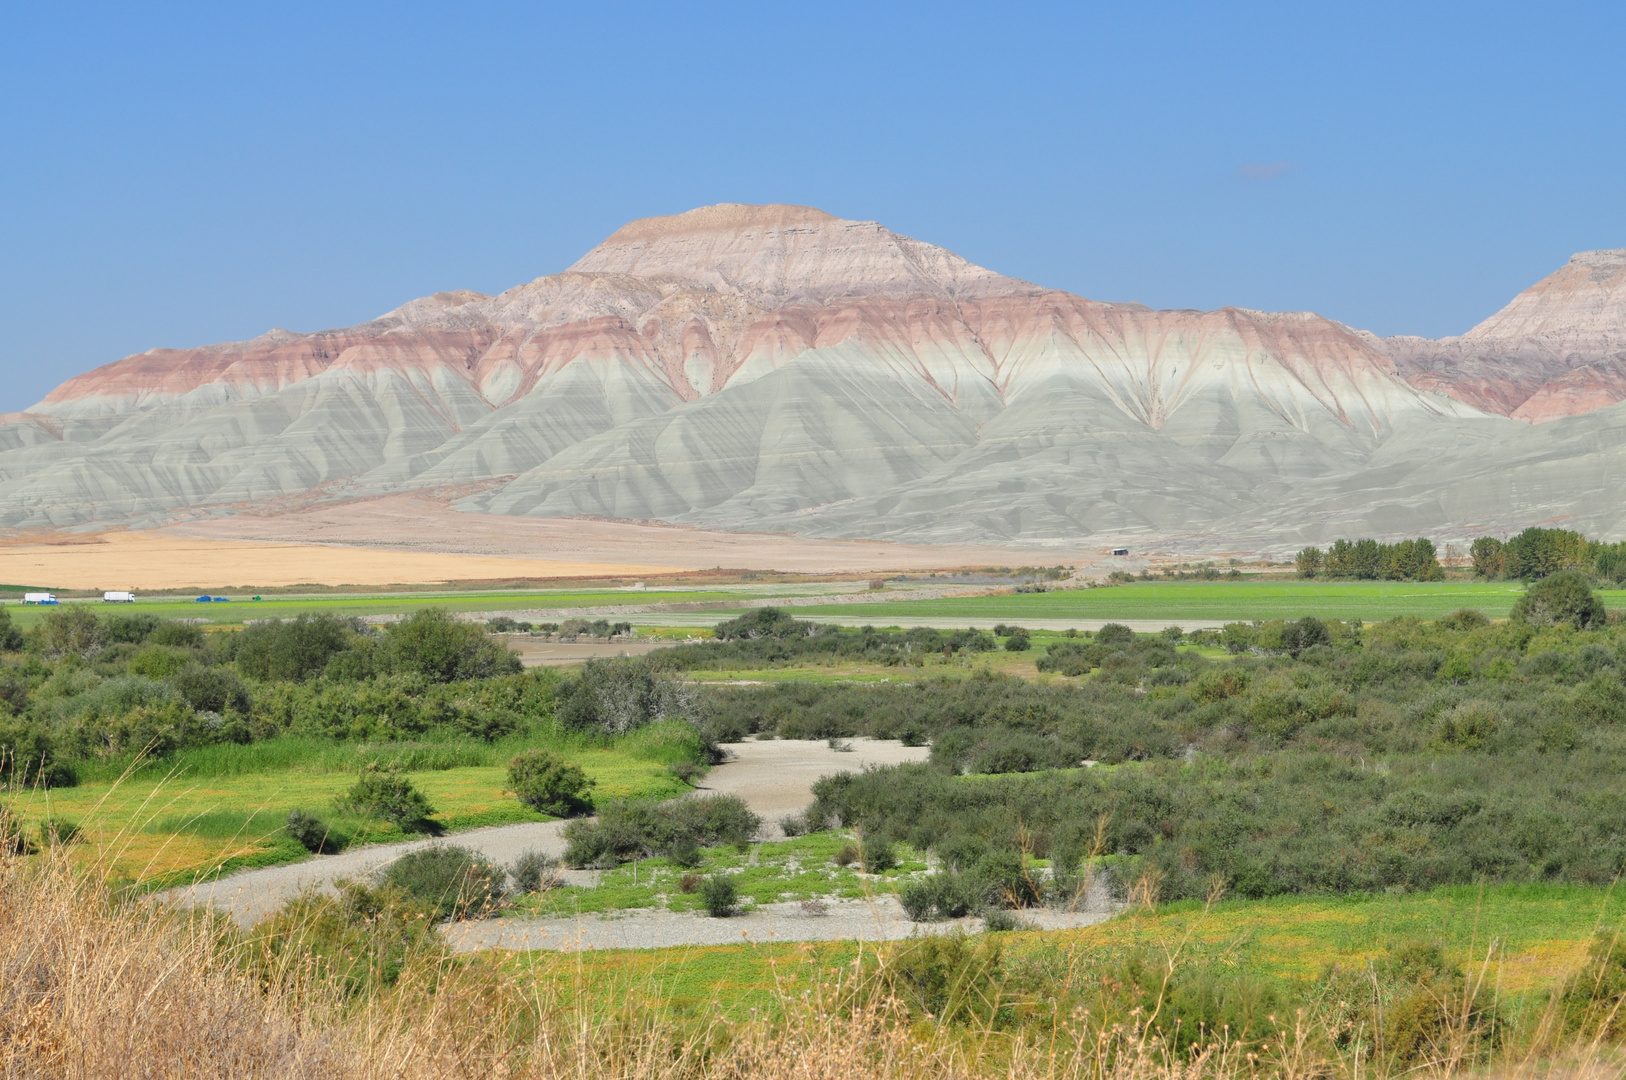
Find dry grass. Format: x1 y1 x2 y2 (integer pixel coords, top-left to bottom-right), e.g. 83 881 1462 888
0 530 667 590
5 808 1626 1080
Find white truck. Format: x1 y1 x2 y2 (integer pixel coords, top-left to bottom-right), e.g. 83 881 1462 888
23 592 58 604
103 591 136 603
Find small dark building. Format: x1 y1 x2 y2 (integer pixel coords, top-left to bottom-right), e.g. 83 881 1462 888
1111 547 1129 556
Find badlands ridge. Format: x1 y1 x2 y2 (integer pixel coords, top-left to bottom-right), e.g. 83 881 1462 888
3 204 1625 548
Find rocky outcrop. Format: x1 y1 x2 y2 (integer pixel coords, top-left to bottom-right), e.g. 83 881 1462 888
1381 249 1626 421
2 205 1624 544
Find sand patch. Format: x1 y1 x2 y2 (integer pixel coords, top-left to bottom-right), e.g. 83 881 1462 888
0 531 669 591
160 494 1095 574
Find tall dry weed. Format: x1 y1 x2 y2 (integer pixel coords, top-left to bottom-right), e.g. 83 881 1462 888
4 819 1626 1080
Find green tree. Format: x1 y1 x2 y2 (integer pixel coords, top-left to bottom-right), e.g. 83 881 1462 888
1294 547 1324 579
235 614 356 682
0 608 23 652
38 606 102 657
383 609 520 683
1470 537 1504 578
1509 570 1606 630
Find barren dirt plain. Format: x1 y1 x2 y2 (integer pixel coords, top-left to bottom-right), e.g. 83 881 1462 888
0 494 1103 591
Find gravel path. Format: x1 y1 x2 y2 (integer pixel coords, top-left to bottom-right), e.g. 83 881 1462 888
444 896 1114 953
168 738 930 929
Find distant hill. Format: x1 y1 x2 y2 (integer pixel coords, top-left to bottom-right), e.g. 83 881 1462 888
2 204 1623 546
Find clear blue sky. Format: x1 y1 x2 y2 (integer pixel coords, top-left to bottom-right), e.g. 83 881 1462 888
2 1 1622 411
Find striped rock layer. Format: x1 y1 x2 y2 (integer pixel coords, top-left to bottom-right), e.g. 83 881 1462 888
4 205 1625 545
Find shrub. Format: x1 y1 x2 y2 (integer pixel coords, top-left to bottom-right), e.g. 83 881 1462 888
885 934 1006 1024
832 842 859 868
900 872 979 921
1003 632 1030 652
509 850 561 893
101 611 159 645
37 816 80 846
560 794 760 868
506 749 593 816
1096 623 1133 647
150 621 205 648
38 606 103 657
246 880 441 999
382 844 505 920
899 879 938 921
700 873 738 917
285 808 333 853
555 656 705 736
383 609 520 683
778 813 807 837
338 763 436 831
982 909 1025 932
1511 570 1606 630
166 664 251 714
1559 933 1626 1039
235 614 356 682
860 838 896 873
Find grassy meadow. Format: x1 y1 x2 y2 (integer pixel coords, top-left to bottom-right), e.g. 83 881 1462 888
6 727 693 886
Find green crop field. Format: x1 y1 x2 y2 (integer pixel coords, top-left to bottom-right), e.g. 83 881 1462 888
1 588 751 628
795 579 1626 625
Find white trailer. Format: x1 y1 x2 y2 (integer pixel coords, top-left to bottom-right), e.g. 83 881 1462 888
103 591 136 603
23 592 58 604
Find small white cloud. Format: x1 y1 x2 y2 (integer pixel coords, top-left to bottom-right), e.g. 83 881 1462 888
1237 161 1294 181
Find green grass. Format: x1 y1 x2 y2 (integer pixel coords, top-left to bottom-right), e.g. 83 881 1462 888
6 727 700 886
511 833 928 918
4 588 751 628
793 580 1612 624
497 882 1626 1023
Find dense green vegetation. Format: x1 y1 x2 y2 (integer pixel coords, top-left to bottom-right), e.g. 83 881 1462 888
1472 526 1626 584
675 593 1626 906
1295 537 1443 580
0 605 719 884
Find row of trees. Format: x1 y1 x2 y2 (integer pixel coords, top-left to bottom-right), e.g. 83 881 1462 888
1471 527 1626 583
1295 538 1443 581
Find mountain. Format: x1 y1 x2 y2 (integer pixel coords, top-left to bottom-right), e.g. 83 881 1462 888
1379 248 1626 421
2 205 1624 547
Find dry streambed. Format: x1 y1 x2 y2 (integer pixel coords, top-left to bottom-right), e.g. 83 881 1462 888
170 738 943 947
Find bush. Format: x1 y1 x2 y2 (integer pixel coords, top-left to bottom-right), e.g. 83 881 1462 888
560 794 760 868
885 934 1006 1024
1096 623 1133 647
101 611 159 645
1511 570 1606 630
900 872 979 921
236 615 356 682
245 880 441 999
37 816 79 847
285 808 334 853
1003 632 1030 652
506 749 593 816
509 850 562 893
38 606 103 657
166 664 251 714
899 878 938 921
383 609 520 683
555 656 705 736
338 763 436 831
382 844 505 920
860 838 897 873
700 873 738 917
